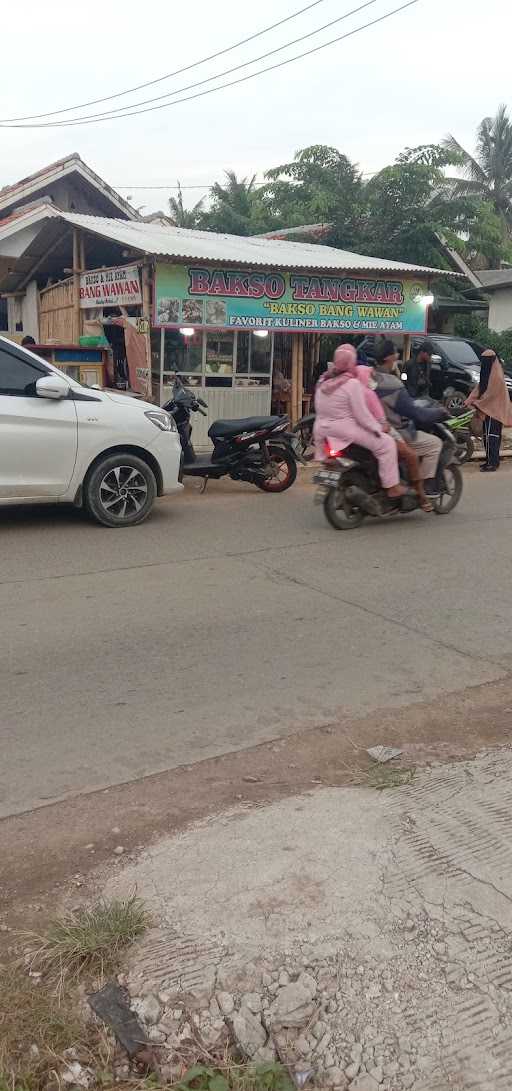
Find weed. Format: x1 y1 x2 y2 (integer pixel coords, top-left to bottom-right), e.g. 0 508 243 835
0 962 91 1091
365 764 415 790
172 1061 295 1091
22 895 150 984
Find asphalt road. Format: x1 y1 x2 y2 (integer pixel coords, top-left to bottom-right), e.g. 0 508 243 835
2 468 512 819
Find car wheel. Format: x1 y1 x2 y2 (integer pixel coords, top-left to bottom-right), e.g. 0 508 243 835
85 453 157 528
444 391 467 413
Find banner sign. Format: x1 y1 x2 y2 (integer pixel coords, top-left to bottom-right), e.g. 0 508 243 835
80 264 142 309
154 262 428 334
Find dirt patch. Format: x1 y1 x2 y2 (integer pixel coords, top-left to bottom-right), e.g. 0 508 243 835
2 673 512 932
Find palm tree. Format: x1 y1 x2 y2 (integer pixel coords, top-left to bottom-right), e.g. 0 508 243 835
205 171 259 235
444 105 512 230
168 182 204 228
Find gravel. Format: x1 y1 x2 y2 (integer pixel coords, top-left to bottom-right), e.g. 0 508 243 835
125 907 495 1089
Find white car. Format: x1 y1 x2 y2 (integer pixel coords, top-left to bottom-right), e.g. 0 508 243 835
0 335 183 527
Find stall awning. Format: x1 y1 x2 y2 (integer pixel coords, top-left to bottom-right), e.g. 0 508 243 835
0 201 459 278
60 213 455 276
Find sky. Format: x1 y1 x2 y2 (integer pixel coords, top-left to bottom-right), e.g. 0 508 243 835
1 0 509 216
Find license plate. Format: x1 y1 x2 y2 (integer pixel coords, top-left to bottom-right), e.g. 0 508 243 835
314 470 341 486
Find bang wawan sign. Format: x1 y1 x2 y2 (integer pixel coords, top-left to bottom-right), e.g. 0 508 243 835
154 262 428 334
80 264 142 309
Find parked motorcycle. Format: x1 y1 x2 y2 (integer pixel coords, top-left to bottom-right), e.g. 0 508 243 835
314 419 463 530
292 412 316 462
163 377 298 493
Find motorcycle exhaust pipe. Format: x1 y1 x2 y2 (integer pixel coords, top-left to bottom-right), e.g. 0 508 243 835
344 484 380 516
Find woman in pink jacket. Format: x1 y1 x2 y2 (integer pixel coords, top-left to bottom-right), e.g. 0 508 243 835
314 344 404 498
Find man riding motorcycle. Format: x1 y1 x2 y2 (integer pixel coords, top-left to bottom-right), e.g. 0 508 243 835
374 340 448 500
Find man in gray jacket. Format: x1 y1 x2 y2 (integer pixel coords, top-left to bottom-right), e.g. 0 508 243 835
375 340 447 499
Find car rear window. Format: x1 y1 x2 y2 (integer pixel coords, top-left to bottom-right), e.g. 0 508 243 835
436 341 480 366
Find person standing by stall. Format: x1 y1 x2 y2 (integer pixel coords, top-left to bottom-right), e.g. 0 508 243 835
466 348 512 471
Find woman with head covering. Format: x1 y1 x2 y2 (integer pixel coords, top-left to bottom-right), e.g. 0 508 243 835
466 349 512 471
314 344 405 498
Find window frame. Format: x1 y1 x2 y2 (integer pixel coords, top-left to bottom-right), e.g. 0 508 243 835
0 343 49 397
153 329 274 390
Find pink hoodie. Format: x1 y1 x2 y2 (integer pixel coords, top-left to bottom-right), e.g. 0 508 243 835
357 365 386 424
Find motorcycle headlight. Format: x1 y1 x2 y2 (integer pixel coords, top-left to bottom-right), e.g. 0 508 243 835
145 410 176 432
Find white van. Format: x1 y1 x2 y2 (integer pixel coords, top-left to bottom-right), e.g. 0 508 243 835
0 335 183 527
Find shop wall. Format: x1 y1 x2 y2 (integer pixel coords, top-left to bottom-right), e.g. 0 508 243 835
21 281 39 340
158 382 271 448
39 278 77 343
488 289 512 333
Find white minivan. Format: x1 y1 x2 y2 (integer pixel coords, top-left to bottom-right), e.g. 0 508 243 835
0 335 183 527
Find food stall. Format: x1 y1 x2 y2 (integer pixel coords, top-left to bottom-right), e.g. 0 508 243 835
0 203 448 434
151 258 436 444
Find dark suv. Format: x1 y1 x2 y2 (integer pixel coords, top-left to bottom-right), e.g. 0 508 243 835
358 334 512 411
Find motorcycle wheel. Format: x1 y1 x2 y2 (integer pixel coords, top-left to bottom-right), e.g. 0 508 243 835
457 436 474 464
323 485 365 530
433 464 463 515
292 420 315 461
256 446 297 493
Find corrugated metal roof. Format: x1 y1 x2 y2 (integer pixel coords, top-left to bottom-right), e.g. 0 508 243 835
0 156 137 221
61 212 450 276
475 269 512 290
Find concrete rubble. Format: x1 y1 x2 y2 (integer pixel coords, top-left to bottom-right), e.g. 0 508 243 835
106 749 512 1090
124 913 471 1090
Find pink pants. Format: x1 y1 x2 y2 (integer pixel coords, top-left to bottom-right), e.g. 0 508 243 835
325 426 399 488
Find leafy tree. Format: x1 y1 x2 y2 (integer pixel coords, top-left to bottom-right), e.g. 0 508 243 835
464 200 512 268
263 145 365 249
360 145 473 268
168 182 205 228
444 105 512 235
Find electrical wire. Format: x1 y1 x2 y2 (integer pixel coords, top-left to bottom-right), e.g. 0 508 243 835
9 0 377 127
115 172 379 190
0 0 420 129
0 0 329 123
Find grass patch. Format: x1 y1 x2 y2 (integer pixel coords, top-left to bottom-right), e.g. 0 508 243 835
23 895 150 983
0 961 93 1091
365 764 415 790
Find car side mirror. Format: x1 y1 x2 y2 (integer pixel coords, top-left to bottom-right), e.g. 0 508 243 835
431 354 443 366
36 374 70 400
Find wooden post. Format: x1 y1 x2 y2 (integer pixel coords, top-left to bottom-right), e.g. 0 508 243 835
291 334 299 423
296 335 304 421
141 262 153 401
159 326 165 407
403 334 412 363
72 228 81 343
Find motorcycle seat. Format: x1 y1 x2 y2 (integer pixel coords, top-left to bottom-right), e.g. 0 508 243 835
345 443 378 468
209 415 283 439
